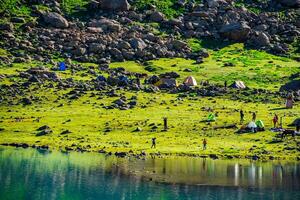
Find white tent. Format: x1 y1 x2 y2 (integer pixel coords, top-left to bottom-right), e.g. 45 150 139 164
247 121 257 129
230 80 246 89
183 76 197 86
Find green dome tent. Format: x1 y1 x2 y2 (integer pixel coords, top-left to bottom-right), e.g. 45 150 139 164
255 120 264 128
207 113 216 122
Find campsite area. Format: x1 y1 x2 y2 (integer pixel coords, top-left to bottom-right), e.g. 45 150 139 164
1 43 299 160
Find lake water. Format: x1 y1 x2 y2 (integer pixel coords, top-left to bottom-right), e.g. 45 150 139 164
0 146 299 200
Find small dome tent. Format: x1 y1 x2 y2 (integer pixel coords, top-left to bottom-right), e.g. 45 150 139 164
183 76 197 86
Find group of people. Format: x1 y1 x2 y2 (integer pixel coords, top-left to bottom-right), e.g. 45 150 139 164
150 108 298 150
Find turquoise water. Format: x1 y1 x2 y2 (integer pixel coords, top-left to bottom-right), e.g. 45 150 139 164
0 146 299 200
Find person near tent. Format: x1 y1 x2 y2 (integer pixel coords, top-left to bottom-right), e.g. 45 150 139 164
203 139 207 150
273 114 279 128
252 112 257 122
151 138 156 148
240 110 245 124
286 93 294 109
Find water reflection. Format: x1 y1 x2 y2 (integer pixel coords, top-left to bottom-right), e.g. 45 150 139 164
0 147 299 200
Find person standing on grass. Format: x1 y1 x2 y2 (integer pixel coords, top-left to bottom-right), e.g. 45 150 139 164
252 112 257 122
240 110 245 124
151 138 156 148
203 139 207 150
273 114 279 128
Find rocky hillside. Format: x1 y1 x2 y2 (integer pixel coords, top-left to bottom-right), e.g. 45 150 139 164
0 0 299 65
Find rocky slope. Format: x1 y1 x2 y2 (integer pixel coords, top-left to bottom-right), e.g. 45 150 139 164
0 0 299 65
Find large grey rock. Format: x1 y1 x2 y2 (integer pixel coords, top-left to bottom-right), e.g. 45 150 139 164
253 32 271 47
0 23 14 32
149 11 165 22
220 22 251 42
42 12 69 28
88 18 121 32
88 43 105 53
100 0 130 11
280 80 300 92
130 38 147 50
171 40 187 50
277 0 300 7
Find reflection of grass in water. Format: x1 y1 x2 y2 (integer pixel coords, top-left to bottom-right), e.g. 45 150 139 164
1 146 298 187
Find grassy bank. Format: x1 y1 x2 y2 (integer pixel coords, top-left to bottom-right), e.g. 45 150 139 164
0 44 299 160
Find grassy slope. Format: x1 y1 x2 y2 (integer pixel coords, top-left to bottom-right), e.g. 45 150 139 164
111 43 299 90
0 44 299 160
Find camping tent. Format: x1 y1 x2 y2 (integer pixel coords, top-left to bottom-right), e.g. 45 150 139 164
59 62 66 71
230 80 246 89
183 76 197 86
154 78 178 88
255 120 264 128
207 113 216 122
247 121 257 129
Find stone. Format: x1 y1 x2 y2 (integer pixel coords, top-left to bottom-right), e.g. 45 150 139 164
171 40 187 50
220 22 251 42
130 38 147 50
21 98 32 105
277 0 300 7
88 43 105 53
149 11 165 22
254 32 271 47
0 23 14 32
100 0 130 11
42 12 69 28
88 18 121 32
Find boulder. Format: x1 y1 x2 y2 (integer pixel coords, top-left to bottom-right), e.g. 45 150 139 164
100 0 130 11
171 40 188 50
130 38 147 50
149 11 165 22
88 43 105 53
253 32 271 47
42 12 69 28
0 23 14 32
220 22 251 42
277 0 300 7
280 80 300 92
88 18 121 32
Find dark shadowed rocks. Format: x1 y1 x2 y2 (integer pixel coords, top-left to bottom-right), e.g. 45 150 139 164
277 0 300 7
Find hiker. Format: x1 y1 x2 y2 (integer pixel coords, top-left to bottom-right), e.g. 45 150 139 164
252 112 257 122
203 139 207 150
286 93 294 109
151 138 156 148
224 80 227 89
240 110 244 124
273 114 279 128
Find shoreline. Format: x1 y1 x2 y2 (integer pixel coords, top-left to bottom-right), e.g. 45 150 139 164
1 143 299 161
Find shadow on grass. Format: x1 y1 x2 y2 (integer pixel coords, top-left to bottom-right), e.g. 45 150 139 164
199 39 234 50
269 107 288 111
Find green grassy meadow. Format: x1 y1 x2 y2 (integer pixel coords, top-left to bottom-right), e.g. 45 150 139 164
0 43 299 160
